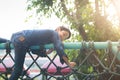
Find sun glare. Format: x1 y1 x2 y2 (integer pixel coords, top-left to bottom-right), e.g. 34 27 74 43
105 0 120 27
106 4 116 16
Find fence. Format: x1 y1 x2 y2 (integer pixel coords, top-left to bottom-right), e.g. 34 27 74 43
0 41 120 80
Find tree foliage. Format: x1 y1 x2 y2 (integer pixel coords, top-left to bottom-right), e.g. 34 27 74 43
27 0 120 41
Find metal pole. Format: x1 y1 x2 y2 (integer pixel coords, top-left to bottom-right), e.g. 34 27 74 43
0 42 119 49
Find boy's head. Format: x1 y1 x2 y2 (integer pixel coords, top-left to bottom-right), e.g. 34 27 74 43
55 26 71 41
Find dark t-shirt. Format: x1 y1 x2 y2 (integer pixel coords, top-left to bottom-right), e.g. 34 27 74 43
11 29 67 64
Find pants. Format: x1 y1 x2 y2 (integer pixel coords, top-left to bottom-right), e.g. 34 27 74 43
9 32 28 80
0 38 8 43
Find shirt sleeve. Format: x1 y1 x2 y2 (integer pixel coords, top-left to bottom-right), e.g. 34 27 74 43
52 32 68 64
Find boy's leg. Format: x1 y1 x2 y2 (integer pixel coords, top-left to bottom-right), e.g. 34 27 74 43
9 46 27 80
0 38 9 43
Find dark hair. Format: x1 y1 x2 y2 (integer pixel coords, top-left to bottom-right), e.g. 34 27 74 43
56 26 71 39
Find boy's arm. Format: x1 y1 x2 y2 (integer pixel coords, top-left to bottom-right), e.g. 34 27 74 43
46 48 54 54
62 56 76 68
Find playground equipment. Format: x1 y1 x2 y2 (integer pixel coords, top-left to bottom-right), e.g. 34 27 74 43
0 41 120 80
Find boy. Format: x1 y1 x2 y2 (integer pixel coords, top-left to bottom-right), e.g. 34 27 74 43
9 26 76 80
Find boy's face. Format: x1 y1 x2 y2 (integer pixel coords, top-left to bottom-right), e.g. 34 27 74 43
58 30 69 41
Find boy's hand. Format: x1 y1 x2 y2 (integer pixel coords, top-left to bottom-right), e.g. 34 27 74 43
62 56 76 68
69 62 76 68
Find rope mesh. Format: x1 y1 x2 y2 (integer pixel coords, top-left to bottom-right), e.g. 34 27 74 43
0 42 120 80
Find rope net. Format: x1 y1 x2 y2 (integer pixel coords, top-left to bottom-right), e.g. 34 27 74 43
0 42 120 80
